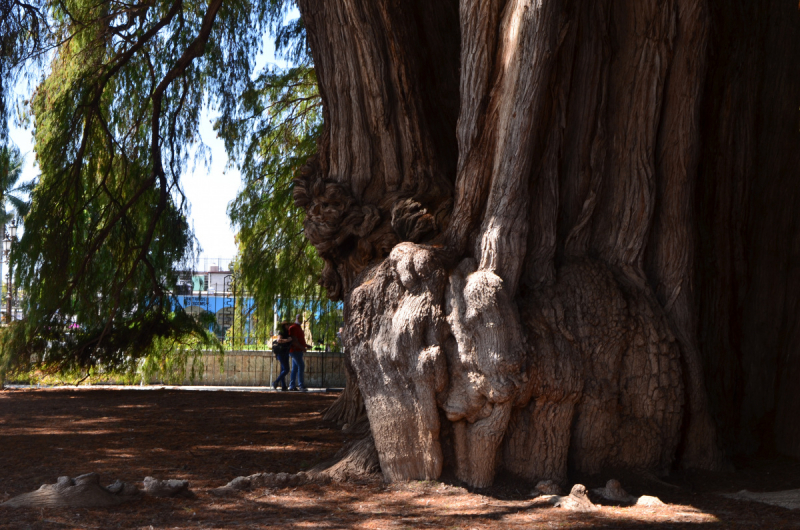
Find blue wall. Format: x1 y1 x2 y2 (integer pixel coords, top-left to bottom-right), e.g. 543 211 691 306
176 293 257 339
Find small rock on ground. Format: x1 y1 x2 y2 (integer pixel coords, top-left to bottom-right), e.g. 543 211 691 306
592 479 637 504
549 484 598 512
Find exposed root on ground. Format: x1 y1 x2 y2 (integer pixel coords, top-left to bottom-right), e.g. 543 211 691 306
1 473 196 508
210 471 331 496
211 432 380 496
143 477 194 498
1 473 139 508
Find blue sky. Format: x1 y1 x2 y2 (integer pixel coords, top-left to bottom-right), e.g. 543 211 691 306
7 35 287 263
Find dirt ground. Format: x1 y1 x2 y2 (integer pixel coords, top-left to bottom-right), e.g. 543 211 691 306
1 388 798 529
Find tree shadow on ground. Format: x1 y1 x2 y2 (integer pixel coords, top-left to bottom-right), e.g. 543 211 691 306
1 388 798 529
431 457 800 529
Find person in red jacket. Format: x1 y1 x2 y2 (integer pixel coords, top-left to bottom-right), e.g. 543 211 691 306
271 322 292 391
287 314 308 391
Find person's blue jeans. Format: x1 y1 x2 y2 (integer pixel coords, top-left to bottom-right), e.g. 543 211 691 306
273 352 290 389
289 351 306 389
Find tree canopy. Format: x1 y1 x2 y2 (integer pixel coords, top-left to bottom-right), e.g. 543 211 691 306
0 145 33 226
220 65 335 341
0 0 325 376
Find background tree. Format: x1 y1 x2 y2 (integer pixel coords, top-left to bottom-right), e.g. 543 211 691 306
0 0 267 375
0 0 335 380
0 0 47 142
0 145 33 325
292 0 800 487
0 144 32 229
219 64 341 346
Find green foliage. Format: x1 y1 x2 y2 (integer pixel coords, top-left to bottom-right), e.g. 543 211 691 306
218 64 338 347
0 0 298 377
0 0 47 142
0 144 33 225
0 0 322 381
137 331 221 385
4 329 220 385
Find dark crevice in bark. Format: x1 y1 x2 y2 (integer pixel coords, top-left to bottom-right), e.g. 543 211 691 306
696 0 800 460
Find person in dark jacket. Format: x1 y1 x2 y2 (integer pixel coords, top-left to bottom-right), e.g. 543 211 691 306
287 314 308 391
272 322 292 391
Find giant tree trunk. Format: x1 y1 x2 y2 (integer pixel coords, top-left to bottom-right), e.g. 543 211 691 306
294 0 800 487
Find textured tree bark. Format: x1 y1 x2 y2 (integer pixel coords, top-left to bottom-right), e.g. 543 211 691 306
322 352 366 428
696 0 800 460
295 0 800 486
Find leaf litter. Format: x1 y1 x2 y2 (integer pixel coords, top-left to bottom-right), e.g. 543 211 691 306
1 388 799 529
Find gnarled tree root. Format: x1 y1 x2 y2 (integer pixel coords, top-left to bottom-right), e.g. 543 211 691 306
314 432 380 482
1 474 195 508
1 473 140 508
210 471 331 496
143 477 194 498
211 433 380 496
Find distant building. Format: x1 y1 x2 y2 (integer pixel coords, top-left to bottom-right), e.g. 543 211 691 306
175 265 256 341
173 259 340 347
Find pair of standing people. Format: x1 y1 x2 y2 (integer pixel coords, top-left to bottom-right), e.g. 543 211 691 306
272 315 308 391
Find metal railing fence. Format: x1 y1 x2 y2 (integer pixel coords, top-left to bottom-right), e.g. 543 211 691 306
173 350 346 388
